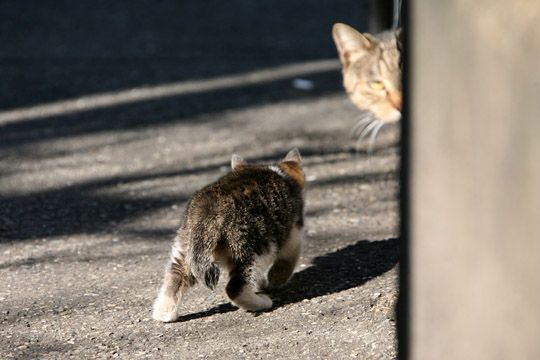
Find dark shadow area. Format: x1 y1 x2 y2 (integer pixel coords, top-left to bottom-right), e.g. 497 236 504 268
174 303 237 323
0 176 188 242
171 238 398 322
0 0 379 244
0 146 356 242
0 0 368 109
311 170 397 188
1 70 342 152
270 238 399 306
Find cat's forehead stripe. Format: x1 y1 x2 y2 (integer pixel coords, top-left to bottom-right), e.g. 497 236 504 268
378 52 392 72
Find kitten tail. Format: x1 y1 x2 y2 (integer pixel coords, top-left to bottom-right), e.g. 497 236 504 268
189 236 220 290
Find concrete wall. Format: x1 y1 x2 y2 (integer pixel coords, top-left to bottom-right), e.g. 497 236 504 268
410 1 540 359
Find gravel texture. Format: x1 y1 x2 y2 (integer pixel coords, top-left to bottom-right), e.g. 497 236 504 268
0 2 399 359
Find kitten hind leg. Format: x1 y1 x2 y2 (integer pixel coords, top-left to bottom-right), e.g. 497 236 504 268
226 265 272 312
268 226 303 288
152 247 195 322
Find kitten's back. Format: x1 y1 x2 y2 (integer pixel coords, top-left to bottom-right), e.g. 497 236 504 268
182 164 303 287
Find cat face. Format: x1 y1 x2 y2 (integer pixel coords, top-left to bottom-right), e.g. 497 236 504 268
332 23 402 123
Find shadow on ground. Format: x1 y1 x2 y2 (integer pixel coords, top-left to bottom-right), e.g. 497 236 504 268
0 147 339 242
1 1 368 109
172 238 399 322
271 238 399 305
0 1 376 243
2 145 382 243
0 178 188 243
1 69 342 151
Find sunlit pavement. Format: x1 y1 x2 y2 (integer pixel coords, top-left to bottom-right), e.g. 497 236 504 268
0 2 399 358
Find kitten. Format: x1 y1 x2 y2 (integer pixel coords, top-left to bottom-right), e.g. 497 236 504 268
332 23 402 148
152 149 305 322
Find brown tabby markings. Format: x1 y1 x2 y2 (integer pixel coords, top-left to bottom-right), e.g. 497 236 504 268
332 22 402 123
332 23 402 149
152 149 305 322
279 161 305 190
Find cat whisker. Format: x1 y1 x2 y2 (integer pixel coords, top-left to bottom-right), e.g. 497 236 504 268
351 114 375 139
357 119 381 144
368 121 385 153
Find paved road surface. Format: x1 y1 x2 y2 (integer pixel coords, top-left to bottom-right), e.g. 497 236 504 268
0 2 400 359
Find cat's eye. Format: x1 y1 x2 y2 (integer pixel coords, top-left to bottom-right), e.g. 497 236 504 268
369 81 385 91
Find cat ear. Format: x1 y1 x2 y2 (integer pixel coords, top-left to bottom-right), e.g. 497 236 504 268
395 28 403 53
332 23 373 65
395 28 403 40
282 148 302 165
231 154 247 169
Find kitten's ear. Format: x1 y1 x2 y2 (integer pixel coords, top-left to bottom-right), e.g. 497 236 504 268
332 23 373 66
282 148 302 165
231 154 247 169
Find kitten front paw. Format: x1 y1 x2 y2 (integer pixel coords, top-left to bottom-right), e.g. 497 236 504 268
232 291 273 312
247 293 273 312
152 294 178 322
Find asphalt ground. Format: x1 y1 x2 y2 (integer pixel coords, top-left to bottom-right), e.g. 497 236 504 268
0 2 400 358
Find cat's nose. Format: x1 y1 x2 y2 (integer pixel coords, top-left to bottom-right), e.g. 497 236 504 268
388 92 402 111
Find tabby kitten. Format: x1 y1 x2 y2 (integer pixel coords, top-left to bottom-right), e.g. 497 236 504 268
332 23 402 147
152 149 305 322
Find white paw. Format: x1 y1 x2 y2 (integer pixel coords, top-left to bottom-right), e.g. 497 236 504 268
233 292 273 312
152 294 178 322
255 293 273 311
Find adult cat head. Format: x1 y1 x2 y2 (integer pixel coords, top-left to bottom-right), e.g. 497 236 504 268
332 23 402 123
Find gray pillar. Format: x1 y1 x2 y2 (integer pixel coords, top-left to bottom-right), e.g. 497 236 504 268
410 1 540 359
